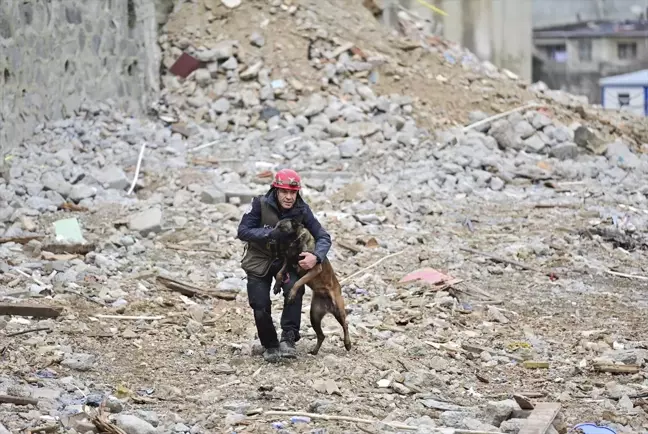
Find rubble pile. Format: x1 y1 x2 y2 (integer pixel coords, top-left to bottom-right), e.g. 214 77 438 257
1 0 648 433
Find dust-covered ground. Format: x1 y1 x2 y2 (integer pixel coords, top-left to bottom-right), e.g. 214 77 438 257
2 0 648 433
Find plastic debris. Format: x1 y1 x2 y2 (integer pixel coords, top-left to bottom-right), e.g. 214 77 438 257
53 217 86 244
571 423 617 434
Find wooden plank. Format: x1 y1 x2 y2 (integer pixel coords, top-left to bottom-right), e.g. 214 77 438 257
0 395 38 406
0 303 63 318
513 394 535 410
155 276 237 301
518 402 561 434
594 363 641 374
0 234 45 245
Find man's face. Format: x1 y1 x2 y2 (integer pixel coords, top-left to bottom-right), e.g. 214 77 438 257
276 188 298 209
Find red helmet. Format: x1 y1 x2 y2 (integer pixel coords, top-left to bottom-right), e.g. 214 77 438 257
271 168 302 191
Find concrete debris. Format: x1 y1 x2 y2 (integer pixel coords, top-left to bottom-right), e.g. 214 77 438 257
1 0 648 434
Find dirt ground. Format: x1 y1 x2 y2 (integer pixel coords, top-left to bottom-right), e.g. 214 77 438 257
28 189 647 432
2 1 648 433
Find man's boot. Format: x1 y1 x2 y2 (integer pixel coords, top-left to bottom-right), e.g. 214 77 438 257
263 347 281 363
279 330 297 358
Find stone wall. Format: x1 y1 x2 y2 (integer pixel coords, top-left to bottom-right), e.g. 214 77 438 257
0 0 167 152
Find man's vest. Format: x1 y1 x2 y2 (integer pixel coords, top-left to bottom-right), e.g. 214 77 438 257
240 198 304 277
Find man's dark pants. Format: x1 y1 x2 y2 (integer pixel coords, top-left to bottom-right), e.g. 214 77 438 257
247 259 303 349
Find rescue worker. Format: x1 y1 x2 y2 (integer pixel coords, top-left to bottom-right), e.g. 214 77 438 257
236 169 332 363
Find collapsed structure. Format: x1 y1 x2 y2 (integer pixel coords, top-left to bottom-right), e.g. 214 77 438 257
0 1 647 433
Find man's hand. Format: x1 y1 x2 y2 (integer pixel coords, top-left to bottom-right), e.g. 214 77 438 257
299 252 317 270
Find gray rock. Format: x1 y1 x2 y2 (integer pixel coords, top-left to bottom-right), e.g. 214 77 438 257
339 138 362 158
305 177 326 191
211 40 237 60
212 98 230 114
618 394 634 412
250 31 265 47
221 0 242 8
439 411 477 428
468 110 489 123
513 120 535 139
32 387 62 400
106 395 124 413
217 277 246 291
136 410 159 427
128 208 163 235
486 399 520 426
194 69 212 86
356 85 375 100
241 89 260 107
529 112 553 129
500 418 525 434
120 235 136 246
26 196 54 212
115 414 156 434
303 93 328 117
224 188 257 203
221 57 238 70
61 353 96 371
212 79 228 97
551 125 572 143
606 140 640 169
69 184 97 202
341 80 356 94
201 188 226 204
41 171 71 197
174 423 190 432
241 61 263 80
490 176 505 191
195 41 235 62
348 122 379 138
260 107 280 121
602 348 648 365
95 166 129 190
326 123 348 137
550 143 579 160
489 120 520 150
207 62 219 78
195 50 218 63
523 133 546 153
187 95 209 108
468 111 490 132
464 418 501 433
574 125 605 154
606 382 637 399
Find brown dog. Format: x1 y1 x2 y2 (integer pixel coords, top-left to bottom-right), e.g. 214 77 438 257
270 218 351 355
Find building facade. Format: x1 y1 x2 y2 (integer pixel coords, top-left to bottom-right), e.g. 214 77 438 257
533 0 648 28
533 21 648 104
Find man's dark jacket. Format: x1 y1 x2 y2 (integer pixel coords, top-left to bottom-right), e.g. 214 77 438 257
237 188 332 278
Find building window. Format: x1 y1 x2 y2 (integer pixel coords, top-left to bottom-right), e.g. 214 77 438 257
544 44 567 62
618 42 637 60
617 93 630 107
578 39 592 61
